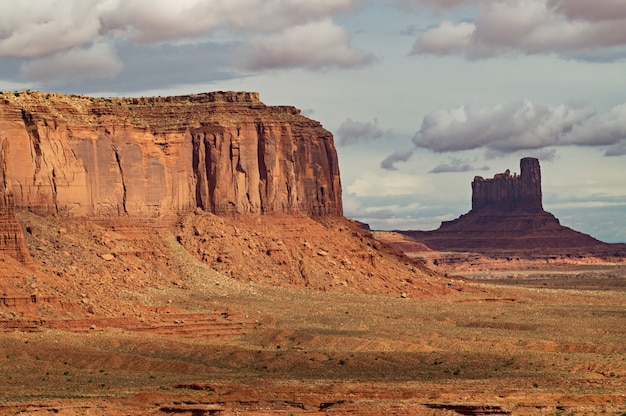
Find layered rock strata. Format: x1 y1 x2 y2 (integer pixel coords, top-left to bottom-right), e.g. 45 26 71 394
0 91 341 218
0 138 30 262
400 158 606 252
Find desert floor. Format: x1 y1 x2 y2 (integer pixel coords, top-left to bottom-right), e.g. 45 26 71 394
1 215 625 415
2 273 625 415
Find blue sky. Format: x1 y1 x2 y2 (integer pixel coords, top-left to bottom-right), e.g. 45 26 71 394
1 0 625 242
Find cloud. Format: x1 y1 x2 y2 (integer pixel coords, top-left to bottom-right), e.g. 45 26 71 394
604 140 626 156
99 0 359 42
413 20 475 55
337 117 384 146
0 0 369 85
429 158 489 173
393 0 471 11
411 0 626 61
241 19 374 70
380 148 415 171
547 0 626 22
20 41 122 83
346 170 426 197
0 0 104 58
411 100 626 155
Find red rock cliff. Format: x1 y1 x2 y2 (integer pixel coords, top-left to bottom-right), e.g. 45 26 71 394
0 138 30 262
0 91 342 218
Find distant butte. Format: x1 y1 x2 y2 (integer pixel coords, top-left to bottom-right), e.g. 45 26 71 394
399 158 612 254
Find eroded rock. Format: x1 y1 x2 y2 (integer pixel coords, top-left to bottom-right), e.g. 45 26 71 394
0 91 342 218
400 158 607 253
0 138 30 263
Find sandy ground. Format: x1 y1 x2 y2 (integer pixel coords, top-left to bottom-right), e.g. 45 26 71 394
0 213 625 415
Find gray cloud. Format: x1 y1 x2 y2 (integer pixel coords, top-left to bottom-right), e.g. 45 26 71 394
20 41 122 83
0 0 370 87
605 140 626 156
429 158 489 174
337 117 384 146
380 148 414 171
411 0 626 61
547 0 626 22
411 100 626 155
12 42 241 94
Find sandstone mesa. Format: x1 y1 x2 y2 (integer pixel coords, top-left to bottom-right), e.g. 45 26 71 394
0 90 341 219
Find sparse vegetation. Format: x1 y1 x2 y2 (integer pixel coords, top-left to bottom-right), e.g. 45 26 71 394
0 197 623 414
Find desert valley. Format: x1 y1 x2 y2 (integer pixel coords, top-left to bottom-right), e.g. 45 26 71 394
0 91 625 415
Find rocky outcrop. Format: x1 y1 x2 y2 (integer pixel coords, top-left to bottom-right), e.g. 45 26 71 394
0 138 30 262
472 157 542 212
0 91 341 218
400 158 607 253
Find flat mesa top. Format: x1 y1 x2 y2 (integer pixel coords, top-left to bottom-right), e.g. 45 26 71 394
0 90 308 127
1 90 262 106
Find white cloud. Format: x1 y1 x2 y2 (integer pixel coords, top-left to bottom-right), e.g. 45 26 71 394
393 0 471 10
411 0 626 60
0 0 104 58
99 0 358 42
346 170 427 197
0 0 369 84
429 158 489 173
412 20 475 55
241 19 374 70
411 100 626 154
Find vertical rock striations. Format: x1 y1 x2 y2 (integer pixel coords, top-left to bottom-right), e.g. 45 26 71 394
0 138 31 263
0 91 342 218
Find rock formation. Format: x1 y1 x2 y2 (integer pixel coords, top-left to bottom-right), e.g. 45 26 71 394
0 91 341 218
0 138 31 263
472 157 542 212
400 158 606 253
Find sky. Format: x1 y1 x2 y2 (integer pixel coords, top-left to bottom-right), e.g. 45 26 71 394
1 0 625 243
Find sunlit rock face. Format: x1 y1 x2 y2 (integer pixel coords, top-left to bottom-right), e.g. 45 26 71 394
0 139 30 263
0 91 342 218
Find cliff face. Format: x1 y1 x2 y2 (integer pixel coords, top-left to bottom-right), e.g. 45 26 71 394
0 139 30 263
0 91 341 218
400 158 605 253
472 157 542 212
